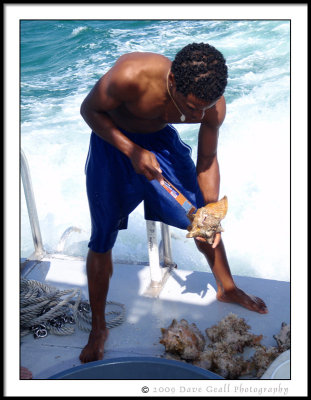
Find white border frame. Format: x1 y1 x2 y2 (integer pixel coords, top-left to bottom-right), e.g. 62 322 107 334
4 4 308 397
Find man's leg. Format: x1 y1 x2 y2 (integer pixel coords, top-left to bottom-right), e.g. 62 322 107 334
79 248 113 363
195 238 268 314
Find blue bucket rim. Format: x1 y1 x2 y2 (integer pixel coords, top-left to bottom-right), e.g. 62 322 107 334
49 356 223 380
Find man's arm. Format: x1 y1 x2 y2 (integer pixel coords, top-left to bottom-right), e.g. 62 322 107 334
196 96 226 203
196 126 220 204
80 62 163 183
196 96 226 248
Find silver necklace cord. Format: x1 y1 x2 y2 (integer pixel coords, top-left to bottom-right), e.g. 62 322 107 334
166 70 186 122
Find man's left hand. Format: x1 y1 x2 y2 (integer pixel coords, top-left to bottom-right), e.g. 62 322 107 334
195 232 221 248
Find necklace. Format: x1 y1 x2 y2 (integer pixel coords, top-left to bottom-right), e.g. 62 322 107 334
166 70 186 122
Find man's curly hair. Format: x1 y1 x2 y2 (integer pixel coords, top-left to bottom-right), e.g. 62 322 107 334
171 43 228 102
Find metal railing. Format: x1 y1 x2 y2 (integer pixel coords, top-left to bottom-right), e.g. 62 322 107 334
146 221 176 290
21 149 45 259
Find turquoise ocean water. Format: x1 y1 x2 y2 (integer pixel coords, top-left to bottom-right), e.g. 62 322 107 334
20 20 290 281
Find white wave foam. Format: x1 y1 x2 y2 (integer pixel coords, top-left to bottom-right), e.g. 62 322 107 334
71 26 87 37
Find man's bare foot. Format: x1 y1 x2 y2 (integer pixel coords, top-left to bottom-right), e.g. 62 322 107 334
79 329 109 364
20 366 33 379
217 287 268 314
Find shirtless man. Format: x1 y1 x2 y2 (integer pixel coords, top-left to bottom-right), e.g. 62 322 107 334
79 43 268 364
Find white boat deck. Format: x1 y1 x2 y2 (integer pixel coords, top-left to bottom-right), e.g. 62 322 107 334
20 253 290 380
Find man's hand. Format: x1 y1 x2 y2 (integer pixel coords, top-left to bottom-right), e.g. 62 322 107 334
212 232 221 248
130 147 164 184
195 232 221 248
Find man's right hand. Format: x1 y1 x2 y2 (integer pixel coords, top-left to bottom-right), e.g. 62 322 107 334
130 147 164 184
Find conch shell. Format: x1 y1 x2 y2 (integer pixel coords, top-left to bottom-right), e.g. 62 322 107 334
186 196 228 244
160 319 205 361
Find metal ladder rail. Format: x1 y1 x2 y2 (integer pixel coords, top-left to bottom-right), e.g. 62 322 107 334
145 220 176 297
21 149 45 259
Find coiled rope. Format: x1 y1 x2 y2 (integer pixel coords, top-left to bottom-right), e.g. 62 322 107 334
20 279 125 338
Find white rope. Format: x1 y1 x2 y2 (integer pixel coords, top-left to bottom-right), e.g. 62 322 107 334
20 279 125 338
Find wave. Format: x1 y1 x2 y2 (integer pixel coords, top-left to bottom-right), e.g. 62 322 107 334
71 26 88 37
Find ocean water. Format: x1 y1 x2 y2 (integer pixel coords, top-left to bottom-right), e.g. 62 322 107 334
20 20 290 281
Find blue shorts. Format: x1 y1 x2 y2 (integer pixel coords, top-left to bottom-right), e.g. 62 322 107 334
85 124 205 253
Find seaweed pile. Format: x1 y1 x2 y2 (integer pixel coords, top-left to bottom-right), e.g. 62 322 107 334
160 313 290 379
